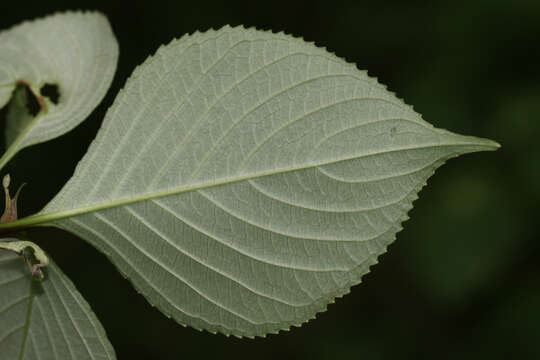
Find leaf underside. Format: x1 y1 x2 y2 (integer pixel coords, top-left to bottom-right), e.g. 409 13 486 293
0 250 116 359
0 11 118 169
5 26 498 337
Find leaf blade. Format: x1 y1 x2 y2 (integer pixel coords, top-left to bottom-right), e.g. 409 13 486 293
0 248 116 359
2 26 498 337
0 11 119 170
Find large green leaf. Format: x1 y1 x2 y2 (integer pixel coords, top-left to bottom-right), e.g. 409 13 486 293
0 11 118 169
0 246 116 359
0 26 499 337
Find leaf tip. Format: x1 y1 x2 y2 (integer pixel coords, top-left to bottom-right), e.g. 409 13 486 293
463 135 501 152
484 138 501 150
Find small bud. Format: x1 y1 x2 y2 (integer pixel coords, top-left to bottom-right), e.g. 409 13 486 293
3 174 10 189
0 174 25 224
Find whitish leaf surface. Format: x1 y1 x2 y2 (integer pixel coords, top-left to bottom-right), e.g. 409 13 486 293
0 248 116 359
0 26 499 337
0 11 118 169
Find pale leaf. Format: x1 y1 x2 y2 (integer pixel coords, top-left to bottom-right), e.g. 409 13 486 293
0 11 118 169
0 246 116 359
0 26 499 337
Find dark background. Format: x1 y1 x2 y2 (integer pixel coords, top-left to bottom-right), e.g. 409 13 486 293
1 0 539 359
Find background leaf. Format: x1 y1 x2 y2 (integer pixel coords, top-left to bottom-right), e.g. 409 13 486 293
2 26 497 337
0 247 116 359
0 11 118 170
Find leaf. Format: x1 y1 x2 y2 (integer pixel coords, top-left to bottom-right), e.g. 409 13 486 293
0 11 118 170
0 26 499 337
0 244 116 359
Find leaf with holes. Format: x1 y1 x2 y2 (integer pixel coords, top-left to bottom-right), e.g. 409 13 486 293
0 26 499 337
0 245 116 359
0 11 118 169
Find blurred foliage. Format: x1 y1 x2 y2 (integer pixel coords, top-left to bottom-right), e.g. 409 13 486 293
1 0 539 359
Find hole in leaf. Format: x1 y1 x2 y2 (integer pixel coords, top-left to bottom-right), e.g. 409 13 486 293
40 83 60 105
0 103 7 127
0 81 45 150
23 85 41 117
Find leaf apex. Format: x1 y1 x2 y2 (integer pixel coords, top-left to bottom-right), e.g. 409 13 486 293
479 137 501 150
436 128 501 153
